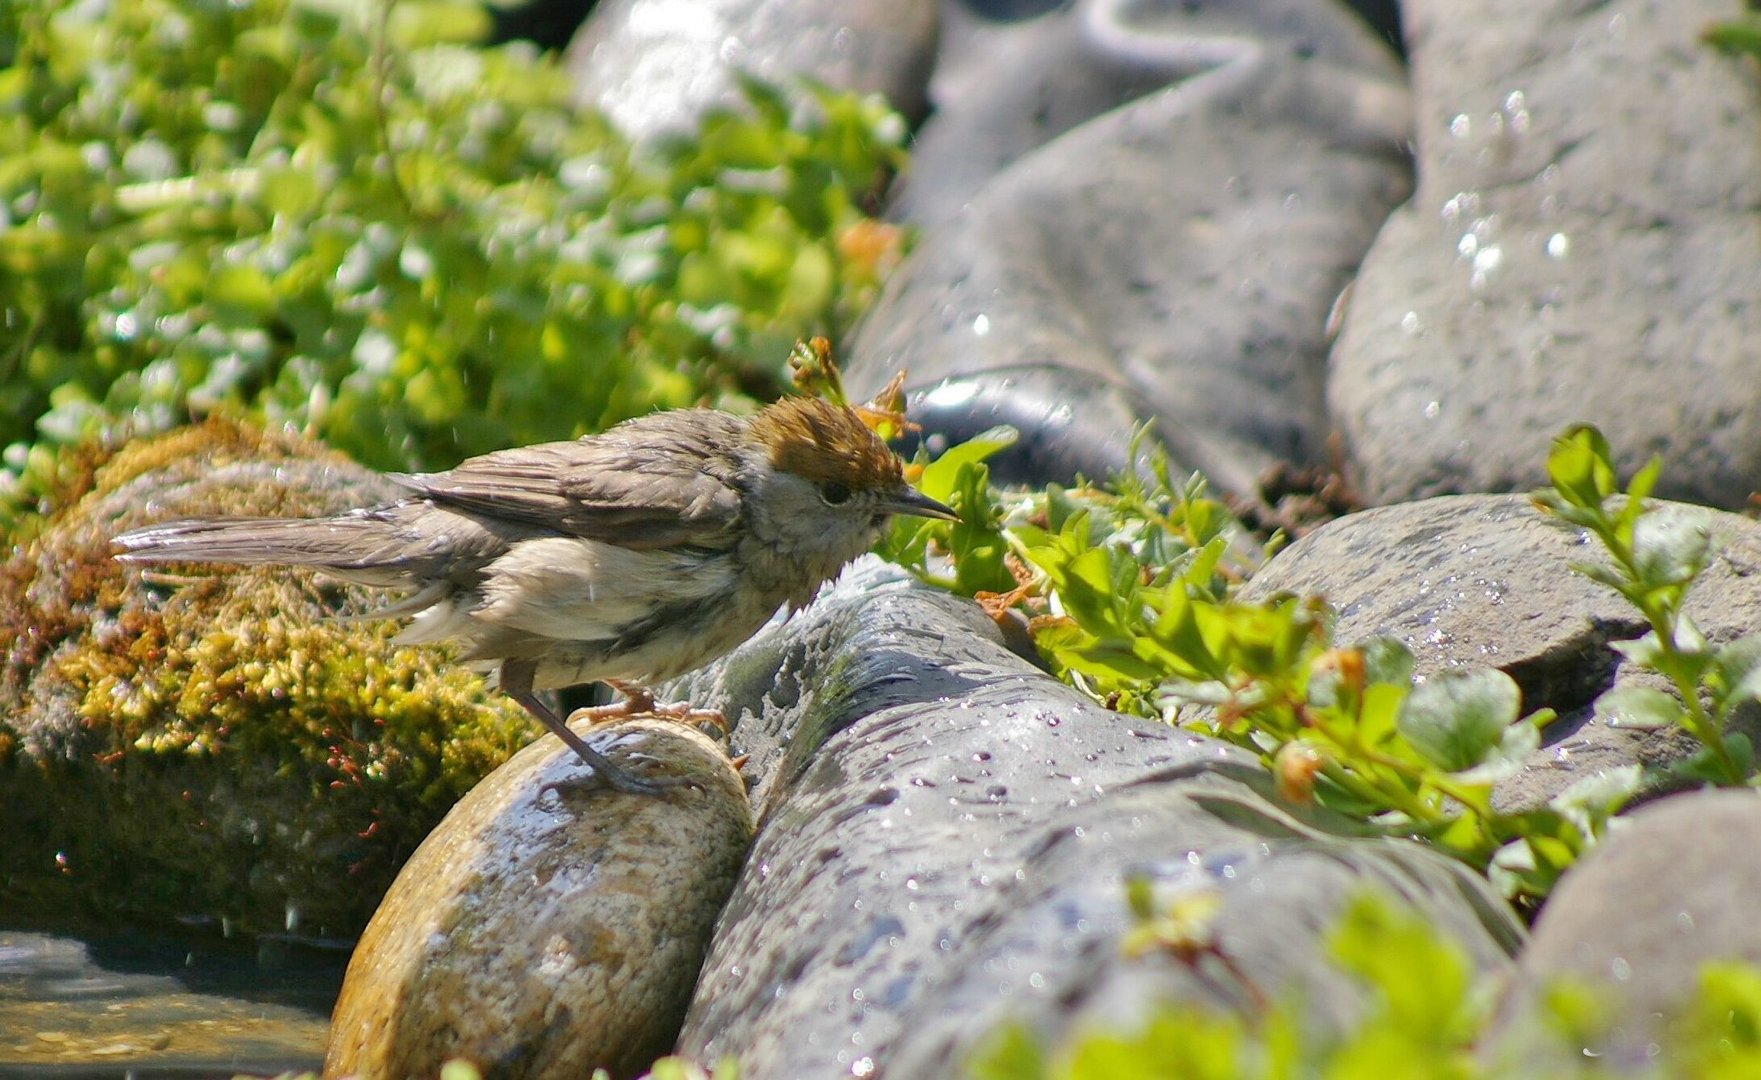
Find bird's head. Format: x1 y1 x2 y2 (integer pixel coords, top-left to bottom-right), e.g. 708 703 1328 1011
741 396 957 567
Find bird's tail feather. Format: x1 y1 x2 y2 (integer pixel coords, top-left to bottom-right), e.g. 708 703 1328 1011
112 513 414 586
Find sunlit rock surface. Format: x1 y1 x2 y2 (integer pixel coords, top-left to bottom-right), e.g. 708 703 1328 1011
566 0 938 144
326 717 753 1080
843 0 1410 499
669 560 1522 1077
1329 0 1761 508
1487 790 1761 1073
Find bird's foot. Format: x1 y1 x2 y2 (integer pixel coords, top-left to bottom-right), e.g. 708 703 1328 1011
578 684 730 741
542 762 694 799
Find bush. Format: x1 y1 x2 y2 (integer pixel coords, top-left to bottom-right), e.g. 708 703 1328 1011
0 0 906 535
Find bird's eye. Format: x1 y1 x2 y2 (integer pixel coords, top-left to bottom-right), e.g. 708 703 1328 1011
820 481 852 505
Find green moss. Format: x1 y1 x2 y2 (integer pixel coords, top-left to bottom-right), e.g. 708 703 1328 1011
0 420 533 936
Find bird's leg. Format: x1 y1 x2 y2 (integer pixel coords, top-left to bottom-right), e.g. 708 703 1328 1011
499 659 684 794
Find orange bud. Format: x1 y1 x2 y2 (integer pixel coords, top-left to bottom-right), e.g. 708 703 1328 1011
1274 743 1325 805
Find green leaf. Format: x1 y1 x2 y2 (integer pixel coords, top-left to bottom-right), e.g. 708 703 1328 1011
1704 16 1761 61
916 425 1018 505
1544 424 1618 510
1715 635 1761 706
1547 764 1642 838
1358 636 1415 688
1595 684 1682 730
1610 631 1666 668
1356 682 1409 748
1396 669 1521 773
1630 508 1713 587
1328 892 1475 1046
1452 718 1540 784
965 1023 1048 1080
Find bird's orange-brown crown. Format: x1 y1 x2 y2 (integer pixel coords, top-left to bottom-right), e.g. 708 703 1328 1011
749 396 903 492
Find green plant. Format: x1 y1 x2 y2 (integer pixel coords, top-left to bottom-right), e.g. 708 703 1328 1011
882 433 1635 901
1533 424 1755 786
0 0 906 535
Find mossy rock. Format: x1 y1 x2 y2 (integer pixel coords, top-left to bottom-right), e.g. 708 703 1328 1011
0 420 535 938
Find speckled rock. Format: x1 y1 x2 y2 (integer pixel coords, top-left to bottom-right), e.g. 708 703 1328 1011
1488 790 1761 1074
325 716 753 1080
1329 0 1761 508
845 0 1410 498
669 560 1522 1077
1240 494 1761 812
565 0 938 145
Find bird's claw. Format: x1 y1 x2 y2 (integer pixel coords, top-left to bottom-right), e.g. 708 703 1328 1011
542 760 696 799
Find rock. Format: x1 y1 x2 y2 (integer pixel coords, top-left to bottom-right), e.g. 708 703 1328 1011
1328 0 1761 509
845 0 1410 499
1240 493 1761 812
0 930 329 1074
325 716 753 1080
0 421 534 937
1488 790 1761 1073
565 0 938 145
670 560 1522 1077
892 0 1408 228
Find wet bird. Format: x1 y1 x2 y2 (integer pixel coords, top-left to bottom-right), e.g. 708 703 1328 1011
114 397 957 792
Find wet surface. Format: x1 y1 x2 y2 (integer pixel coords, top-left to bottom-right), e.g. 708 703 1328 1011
0 927 336 1078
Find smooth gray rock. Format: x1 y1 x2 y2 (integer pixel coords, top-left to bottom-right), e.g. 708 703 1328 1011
1241 494 1761 812
1488 790 1761 1074
846 0 1410 499
565 0 938 145
1329 0 1761 508
894 0 1409 228
672 559 1522 1077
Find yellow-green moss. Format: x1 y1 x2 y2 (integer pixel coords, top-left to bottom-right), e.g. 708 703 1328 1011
0 419 535 937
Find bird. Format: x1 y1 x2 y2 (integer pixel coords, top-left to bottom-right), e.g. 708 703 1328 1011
113 396 958 793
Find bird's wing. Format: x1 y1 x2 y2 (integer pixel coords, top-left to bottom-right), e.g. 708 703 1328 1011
390 412 747 550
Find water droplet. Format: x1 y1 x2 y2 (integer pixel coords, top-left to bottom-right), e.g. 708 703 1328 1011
1546 232 1570 259
972 314 991 337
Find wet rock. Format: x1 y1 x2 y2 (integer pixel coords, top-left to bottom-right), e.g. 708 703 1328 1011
845 0 1410 499
1329 0 1761 508
565 0 938 145
326 717 752 1080
1487 790 1761 1073
0 930 329 1074
670 560 1522 1077
0 421 533 937
1240 494 1761 812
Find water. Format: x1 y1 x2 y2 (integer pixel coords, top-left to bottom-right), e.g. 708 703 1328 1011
0 925 338 1079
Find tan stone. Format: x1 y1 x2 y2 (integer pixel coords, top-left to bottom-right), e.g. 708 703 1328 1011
325 717 753 1080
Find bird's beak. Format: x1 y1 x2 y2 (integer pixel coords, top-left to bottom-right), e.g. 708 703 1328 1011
886 486 961 522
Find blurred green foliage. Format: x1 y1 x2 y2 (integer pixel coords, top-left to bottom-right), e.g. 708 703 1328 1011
0 0 907 534
969 889 1761 1079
